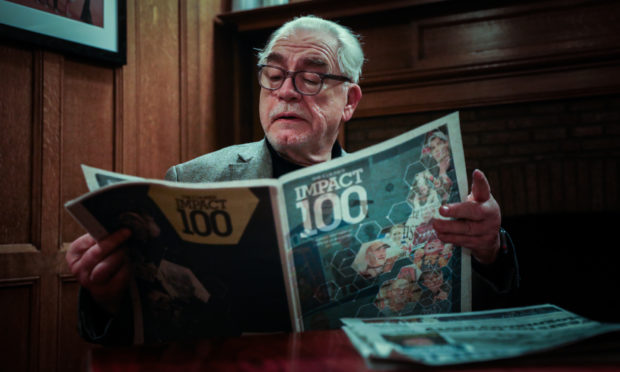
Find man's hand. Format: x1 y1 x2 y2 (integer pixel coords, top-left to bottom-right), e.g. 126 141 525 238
432 169 501 264
66 229 132 315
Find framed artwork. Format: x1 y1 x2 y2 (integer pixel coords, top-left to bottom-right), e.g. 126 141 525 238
0 0 126 65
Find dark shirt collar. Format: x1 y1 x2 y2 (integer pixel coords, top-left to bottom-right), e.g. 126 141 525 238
265 138 343 178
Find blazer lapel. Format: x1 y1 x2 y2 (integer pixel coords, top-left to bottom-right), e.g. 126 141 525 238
228 139 273 180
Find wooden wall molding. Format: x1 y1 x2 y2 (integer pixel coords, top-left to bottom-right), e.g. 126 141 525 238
31 50 43 249
217 0 620 131
119 0 222 177
1 2 225 371
217 0 446 32
0 275 41 286
357 62 620 118
178 0 220 162
362 0 620 79
355 0 620 116
0 276 41 372
0 244 39 254
0 45 37 246
41 52 62 254
114 65 125 173
56 274 88 372
121 0 137 175
179 0 190 163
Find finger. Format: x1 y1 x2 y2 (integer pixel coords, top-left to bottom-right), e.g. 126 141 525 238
70 229 131 283
435 231 487 250
89 247 129 285
438 202 485 221
78 228 131 267
66 233 97 266
100 228 132 250
436 231 499 261
433 218 488 236
471 169 491 203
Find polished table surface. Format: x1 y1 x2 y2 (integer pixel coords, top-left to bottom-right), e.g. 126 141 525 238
90 329 620 372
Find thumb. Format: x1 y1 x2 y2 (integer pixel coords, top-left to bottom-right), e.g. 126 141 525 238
471 169 491 202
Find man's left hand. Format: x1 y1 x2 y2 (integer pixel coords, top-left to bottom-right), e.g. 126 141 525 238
432 169 501 264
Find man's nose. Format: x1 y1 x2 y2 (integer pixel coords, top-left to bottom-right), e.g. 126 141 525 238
277 75 301 101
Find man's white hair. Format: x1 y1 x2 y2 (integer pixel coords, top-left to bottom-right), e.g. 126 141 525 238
257 15 364 83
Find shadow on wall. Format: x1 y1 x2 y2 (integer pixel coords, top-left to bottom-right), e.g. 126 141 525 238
502 211 620 323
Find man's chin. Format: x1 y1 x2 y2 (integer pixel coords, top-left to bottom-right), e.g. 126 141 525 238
266 132 334 165
268 132 309 150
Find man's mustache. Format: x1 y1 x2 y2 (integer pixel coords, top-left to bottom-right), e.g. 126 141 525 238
269 105 307 122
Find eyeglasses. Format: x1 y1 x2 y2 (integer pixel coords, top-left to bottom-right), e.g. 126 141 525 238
257 64 351 96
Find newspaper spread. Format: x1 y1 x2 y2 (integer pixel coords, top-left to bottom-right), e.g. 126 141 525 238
342 304 620 366
65 112 471 343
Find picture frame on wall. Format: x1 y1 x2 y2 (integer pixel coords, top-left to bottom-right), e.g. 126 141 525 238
0 0 126 65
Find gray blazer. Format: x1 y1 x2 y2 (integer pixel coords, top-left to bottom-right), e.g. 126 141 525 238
165 139 273 182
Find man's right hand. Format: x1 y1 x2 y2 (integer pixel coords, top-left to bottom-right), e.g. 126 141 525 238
66 229 132 315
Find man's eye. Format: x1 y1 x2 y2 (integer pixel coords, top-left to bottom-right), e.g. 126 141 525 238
299 73 320 85
303 78 319 85
269 74 283 82
303 77 320 86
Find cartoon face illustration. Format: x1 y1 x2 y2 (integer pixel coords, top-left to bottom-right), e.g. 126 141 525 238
424 238 443 255
414 172 430 197
407 171 436 204
397 265 419 282
383 278 422 312
352 240 402 279
366 241 388 266
389 225 405 245
428 133 450 164
388 279 409 306
421 270 444 293
420 206 435 224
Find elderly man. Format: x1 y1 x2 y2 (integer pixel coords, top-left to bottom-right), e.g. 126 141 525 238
67 15 517 344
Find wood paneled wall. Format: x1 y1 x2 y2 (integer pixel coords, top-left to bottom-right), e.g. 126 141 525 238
354 0 620 117
216 0 620 320
220 0 620 123
2 0 620 370
0 1 223 371
218 0 620 215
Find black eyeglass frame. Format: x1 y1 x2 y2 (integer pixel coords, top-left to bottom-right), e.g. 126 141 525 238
257 64 352 96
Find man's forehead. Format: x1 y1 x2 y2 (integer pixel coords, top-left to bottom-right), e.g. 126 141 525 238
267 31 339 69
266 52 328 68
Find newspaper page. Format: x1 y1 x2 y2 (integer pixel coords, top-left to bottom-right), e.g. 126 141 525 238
81 164 146 191
278 112 471 331
341 304 620 366
66 176 292 343
66 111 470 340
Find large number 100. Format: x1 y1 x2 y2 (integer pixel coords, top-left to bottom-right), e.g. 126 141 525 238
295 185 367 238
177 209 233 237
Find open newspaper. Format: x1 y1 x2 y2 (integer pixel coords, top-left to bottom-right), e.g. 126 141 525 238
342 304 620 366
65 112 471 343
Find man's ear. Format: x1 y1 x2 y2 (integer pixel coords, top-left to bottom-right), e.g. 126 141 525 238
342 83 362 122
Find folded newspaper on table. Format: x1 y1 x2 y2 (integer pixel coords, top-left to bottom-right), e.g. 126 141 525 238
342 304 620 366
65 112 471 343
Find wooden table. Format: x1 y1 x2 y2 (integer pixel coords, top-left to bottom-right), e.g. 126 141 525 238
90 329 620 372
